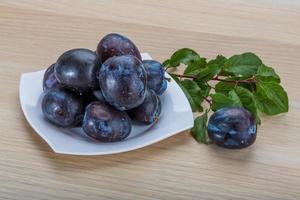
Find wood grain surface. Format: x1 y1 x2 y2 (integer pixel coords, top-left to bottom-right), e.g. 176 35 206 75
1 0 300 199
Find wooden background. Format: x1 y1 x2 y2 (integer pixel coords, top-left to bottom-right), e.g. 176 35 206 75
1 0 300 199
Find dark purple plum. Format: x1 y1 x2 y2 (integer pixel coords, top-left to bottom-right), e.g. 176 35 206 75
128 90 161 124
96 33 142 63
43 63 60 91
41 87 84 128
92 89 105 102
55 48 100 93
207 107 257 149
99 55 147 110
142 60 168 95
82 101 131 142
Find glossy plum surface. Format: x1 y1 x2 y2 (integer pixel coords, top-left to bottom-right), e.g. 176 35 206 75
82 101 132 142
96 33 142 63
55 48 100 93
128 90 161 124
143 60 168 95
207 107 257 149
43 63 60 91
92 89 105 102
99 55 147 110
41 87 84 128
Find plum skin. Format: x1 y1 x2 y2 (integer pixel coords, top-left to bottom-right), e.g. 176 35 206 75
128 90 161 124
92 89 105 102
207 107 257 149
96 33 142 63
43 63 60 91
142 60 168 95
41 87 84 128
55 48 100 93
82 101 132 142
99 55 147 111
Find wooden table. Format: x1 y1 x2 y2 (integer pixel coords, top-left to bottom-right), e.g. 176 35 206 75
1 1 300 199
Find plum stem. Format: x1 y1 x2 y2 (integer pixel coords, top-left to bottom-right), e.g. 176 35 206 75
164 77 172 82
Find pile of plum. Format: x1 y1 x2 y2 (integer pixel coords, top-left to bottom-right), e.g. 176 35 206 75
41 33 167 142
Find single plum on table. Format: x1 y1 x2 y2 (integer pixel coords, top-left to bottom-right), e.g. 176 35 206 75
207 107 257 149
96 33 142 63
82 101 132 142
99 55 147 111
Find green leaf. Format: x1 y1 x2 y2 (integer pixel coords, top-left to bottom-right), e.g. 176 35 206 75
215 81 236 94
168 48 201 68
191 112 209 144
215 76 255 94
228 90 242 105
256 64 280 83
208 55 227 66
180 79 204 112
208 55 231 76
211 91 242 111
196 63 222 82
255 81 289 115
224 52 262 77
234 87 260 124
197 82 211 97
162 59 170 68
184 58 206 75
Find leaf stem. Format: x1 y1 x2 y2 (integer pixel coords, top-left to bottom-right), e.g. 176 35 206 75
203 97 212 112
211 77 256 84
169 73 196 79
169 73 256 84
203 96 211 104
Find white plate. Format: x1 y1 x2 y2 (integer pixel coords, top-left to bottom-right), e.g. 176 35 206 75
19 53 194 155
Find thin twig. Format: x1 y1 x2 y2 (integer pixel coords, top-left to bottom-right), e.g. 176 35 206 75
211 77 256 84
169 73 256 84
204 96 212 105
169 73 196 79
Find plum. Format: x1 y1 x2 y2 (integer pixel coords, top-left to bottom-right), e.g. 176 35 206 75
96 33 141 63
43 63 60 91
41 87 84 127
142 60 168 95
207 107 257 149
99 55 147 110
92 89 105 102
128 90 161 124
55 48 100 93
82 101 132 142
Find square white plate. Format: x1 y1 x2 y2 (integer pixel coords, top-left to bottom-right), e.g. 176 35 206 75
19 53 194 155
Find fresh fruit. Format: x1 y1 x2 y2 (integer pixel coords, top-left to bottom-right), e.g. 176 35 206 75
55 48 100 93
96 33 142 63
99 55 147 110
128 90 161 124
92 89 105 102
43 63 60 91
207 107 257 149
82 101 131 142
143 60 168 95
41 87 84 127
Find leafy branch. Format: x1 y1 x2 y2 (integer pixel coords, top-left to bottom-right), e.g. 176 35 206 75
163 48 289 144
